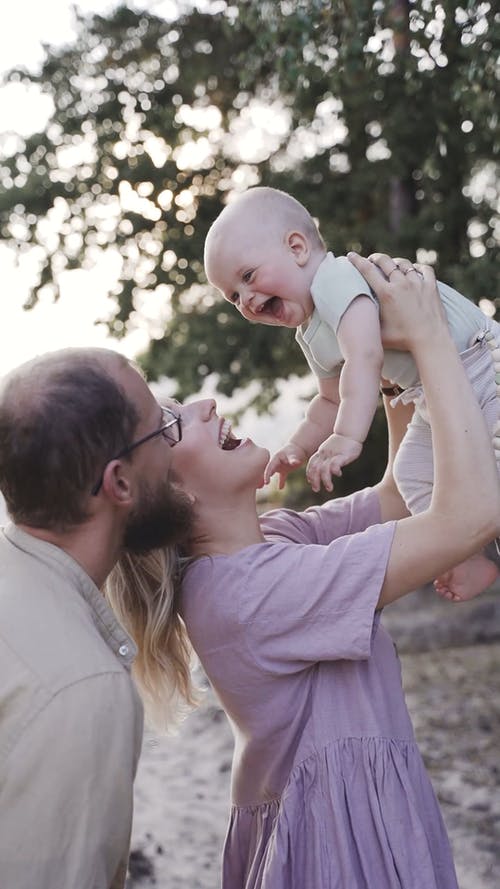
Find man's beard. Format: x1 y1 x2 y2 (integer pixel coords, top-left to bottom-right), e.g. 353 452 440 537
123 477 194 554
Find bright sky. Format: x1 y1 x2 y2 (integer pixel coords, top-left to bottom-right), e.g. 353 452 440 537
0 1 206 375
0 0 138 374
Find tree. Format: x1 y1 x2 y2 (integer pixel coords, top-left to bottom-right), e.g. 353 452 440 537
0 4 302 406
232 0 499 286
0 0 498 431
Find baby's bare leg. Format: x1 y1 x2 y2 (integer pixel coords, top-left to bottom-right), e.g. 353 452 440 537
434 553 500 602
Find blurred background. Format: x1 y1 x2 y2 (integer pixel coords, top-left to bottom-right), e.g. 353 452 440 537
0 0 498 507
1 4 499 887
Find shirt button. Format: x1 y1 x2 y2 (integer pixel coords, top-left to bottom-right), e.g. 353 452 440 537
118 644 129 657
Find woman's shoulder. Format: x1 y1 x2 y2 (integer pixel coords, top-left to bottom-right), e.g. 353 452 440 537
260 487 382 544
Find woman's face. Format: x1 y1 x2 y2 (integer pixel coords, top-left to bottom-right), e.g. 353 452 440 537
165 397 269 500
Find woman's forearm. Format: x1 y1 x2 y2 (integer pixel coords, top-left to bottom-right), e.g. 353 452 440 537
383 304 500 601
416 329 498 535
348 253 500 604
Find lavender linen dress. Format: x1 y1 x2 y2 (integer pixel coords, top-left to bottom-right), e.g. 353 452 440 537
180 488 458 889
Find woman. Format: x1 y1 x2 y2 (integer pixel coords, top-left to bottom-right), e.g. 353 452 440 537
107 253 500 889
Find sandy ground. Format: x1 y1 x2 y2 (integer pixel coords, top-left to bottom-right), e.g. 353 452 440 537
128 589 500 889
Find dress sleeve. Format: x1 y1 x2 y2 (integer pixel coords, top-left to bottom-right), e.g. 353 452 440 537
238 519 396 672
260 486 382 545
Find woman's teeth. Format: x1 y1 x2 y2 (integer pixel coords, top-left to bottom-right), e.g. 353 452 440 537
219 419 242 450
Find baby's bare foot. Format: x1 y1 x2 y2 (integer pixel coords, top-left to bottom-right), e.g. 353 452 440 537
434 552 499 603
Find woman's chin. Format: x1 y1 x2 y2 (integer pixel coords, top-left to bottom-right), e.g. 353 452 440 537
256 451 270 488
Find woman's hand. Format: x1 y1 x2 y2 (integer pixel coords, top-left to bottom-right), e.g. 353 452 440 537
347 252 447 351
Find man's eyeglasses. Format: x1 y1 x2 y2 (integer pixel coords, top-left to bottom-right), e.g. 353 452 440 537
91 406 182 496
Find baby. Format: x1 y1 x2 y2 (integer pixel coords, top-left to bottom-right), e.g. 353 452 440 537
204 186 500 602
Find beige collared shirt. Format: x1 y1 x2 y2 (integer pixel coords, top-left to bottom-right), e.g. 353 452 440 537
0 524 144 889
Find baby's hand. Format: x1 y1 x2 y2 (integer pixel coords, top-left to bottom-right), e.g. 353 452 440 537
306 434 363 493
265 443 308 489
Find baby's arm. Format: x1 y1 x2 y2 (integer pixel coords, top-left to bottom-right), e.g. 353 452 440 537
306 296 384 492
335 296 384 443
264 377 341 489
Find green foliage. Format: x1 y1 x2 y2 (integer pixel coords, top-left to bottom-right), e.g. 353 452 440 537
142 302 298 411
233 0 499 287
0 6 250 323
0 0 498 499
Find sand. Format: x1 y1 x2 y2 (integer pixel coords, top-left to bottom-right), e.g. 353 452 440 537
127 589 500 888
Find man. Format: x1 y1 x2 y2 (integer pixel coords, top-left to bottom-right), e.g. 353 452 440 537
0 347 192 889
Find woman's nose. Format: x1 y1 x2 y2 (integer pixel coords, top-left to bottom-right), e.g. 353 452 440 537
182 398 217 421
200 398 217 418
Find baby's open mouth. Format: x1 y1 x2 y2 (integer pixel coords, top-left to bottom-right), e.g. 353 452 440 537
259 296 281 317
219 419 242 450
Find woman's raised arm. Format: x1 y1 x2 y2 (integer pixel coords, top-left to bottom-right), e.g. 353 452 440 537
348 252 500 606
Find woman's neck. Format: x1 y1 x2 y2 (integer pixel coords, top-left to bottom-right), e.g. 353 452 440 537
187 499 265 558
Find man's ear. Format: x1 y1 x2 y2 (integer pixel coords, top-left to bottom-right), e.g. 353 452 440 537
101 460 134 506
286 230 310 266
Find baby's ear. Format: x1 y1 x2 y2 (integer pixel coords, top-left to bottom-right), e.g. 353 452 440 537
286 230 310 266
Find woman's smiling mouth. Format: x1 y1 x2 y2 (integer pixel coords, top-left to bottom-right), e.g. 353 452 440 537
219 419 242 450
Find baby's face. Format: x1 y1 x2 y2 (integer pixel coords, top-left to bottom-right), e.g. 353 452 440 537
205 215 316 328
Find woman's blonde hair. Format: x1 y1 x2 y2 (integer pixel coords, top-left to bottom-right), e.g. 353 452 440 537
104 545 201 733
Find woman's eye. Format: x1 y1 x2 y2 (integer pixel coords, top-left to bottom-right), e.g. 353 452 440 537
229 292 240 304
242 270 253 283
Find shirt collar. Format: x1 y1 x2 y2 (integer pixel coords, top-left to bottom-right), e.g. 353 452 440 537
2 523 137 669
